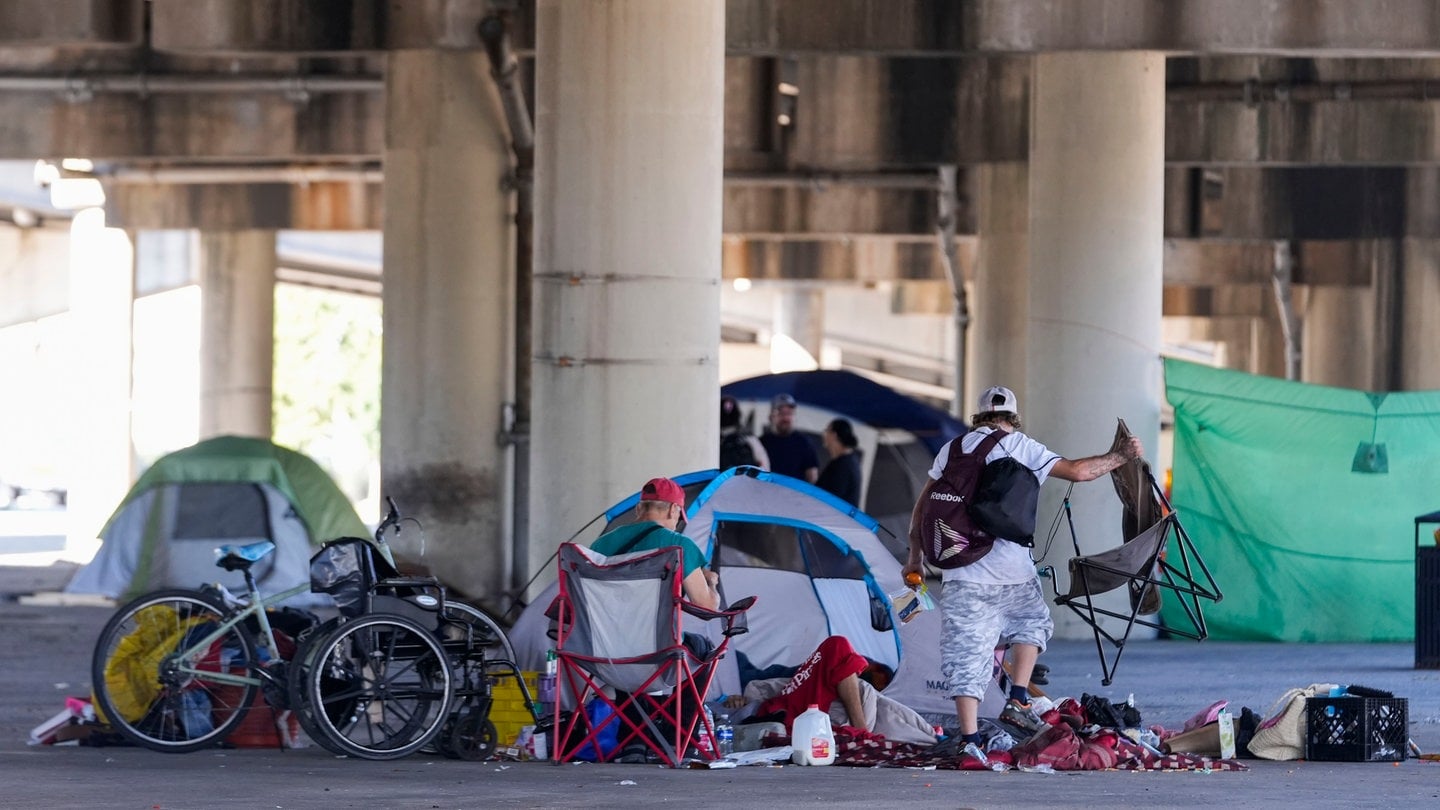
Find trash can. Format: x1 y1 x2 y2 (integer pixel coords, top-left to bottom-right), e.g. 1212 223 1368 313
1415 512 1440 669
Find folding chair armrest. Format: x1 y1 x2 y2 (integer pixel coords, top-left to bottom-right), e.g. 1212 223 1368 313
682 595 757 637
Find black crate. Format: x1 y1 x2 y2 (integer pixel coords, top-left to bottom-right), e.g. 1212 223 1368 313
1304 696 1408 762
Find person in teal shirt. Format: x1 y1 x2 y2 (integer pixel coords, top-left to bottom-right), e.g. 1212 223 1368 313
591 477 719 610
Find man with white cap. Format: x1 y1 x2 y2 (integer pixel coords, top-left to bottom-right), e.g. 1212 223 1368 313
903 385 1143 761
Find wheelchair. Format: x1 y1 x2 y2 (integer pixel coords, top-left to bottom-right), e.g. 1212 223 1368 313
289 500 539 761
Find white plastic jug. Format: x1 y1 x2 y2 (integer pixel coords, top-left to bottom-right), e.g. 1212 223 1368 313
790 704 836 766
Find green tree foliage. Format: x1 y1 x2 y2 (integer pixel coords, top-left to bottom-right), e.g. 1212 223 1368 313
272 284 381 501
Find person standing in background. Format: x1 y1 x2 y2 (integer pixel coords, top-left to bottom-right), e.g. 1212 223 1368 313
817 417 861 507
760 393 819 484
720 395 770 471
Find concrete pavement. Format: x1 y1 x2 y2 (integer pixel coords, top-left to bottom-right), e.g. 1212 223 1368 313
4 563 1440 809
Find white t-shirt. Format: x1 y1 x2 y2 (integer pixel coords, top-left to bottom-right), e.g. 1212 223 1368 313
926 426 1061 585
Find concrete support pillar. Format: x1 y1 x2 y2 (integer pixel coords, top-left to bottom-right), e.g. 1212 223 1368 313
198 230 275 438
1401 239 1440 389
773 287 825 370
531 0 723 579
1027 53 1165 638
66 208 133 555
1302 286 1374 389
971 161 1029 413
382 50 514 601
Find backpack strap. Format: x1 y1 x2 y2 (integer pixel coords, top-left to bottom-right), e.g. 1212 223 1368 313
942 429 1006 484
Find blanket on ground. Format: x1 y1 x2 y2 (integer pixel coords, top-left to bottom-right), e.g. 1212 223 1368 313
830 730 1247 771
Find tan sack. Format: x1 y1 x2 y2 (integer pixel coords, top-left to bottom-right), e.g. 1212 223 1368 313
1247 683 1339 761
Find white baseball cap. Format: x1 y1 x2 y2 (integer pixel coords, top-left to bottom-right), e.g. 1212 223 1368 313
977 385 1019 413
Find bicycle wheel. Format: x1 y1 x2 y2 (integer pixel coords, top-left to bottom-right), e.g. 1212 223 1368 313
286 616 350 755
304 612 454 760
91 589 258 753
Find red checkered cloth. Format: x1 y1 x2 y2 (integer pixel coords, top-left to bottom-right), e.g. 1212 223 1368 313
819 727 1247 772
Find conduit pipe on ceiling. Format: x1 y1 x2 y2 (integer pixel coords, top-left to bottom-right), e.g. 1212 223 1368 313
479 11 537 598
0 74 383 99
936 165 968 417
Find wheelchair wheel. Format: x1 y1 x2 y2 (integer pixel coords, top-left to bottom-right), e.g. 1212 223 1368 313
286 616 351 756
303 612 454 760
447 711 497 761
439 601 517 667
91 589 257 753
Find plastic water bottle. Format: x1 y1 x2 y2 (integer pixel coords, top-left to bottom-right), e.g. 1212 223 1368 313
694 708 715 757
715 713 734 756
790 704 836 766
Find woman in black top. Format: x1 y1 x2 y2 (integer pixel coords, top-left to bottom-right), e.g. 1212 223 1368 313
817 417 862 507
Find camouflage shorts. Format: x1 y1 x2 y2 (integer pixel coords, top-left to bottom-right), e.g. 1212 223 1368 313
938 578 1053 700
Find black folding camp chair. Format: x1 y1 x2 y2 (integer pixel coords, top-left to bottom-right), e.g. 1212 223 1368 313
1043 421 1222 685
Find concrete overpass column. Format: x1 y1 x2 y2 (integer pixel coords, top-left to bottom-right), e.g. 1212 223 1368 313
1027 53 1165 638
1401 240 1440 389
773 287 825 369
971 161 1029 410
382 50 514 601
198 230 275 438
1302 286 1374 389
531 0 723 578
66 209 133 555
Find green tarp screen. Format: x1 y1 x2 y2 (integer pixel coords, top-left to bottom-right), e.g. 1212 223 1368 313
1164 358 1440 642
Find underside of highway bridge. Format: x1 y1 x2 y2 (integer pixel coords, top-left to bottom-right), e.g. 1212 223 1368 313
0 1 1437 621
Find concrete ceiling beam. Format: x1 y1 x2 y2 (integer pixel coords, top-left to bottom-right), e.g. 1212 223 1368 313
0 0 144 47
727 0 1440 56
1164 238 1375 287
724 181 972 236
149 0 511 53
0 91 383 161
150 0 382 53
104 180 381 230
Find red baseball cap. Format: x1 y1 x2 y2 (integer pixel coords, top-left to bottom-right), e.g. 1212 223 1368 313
640 477 685 508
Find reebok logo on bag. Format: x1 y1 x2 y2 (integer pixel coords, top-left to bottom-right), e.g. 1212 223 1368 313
920 430 1005 568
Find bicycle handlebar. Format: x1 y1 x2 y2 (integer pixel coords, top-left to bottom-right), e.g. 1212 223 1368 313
375 496 402 544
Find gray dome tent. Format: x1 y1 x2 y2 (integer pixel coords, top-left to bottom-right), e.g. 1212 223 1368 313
66 435 368 604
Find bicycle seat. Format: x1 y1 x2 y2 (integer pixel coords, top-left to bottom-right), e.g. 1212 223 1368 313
216 540 276 572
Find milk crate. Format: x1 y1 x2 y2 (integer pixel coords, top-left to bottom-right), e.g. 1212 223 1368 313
489 670 543 746
1303 696 1408 762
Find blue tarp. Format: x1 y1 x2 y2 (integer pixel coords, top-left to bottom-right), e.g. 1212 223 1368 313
721 370 966 454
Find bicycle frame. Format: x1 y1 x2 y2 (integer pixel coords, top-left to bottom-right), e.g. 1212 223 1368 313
170 576 310 690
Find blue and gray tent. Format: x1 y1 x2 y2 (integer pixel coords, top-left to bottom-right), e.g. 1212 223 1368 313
511 467 968 724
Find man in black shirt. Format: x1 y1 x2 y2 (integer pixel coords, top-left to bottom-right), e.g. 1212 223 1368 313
759 393 819 483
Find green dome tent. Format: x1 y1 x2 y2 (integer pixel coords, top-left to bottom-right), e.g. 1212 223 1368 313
66 435 368 603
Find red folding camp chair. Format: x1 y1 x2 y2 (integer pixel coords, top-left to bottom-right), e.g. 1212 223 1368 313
550 543 754 767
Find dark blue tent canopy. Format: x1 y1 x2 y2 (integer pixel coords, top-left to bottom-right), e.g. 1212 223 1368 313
722 370 966 454
1418 511 1440 524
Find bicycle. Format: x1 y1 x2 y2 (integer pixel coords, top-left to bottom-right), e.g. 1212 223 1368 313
90 540 319 753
